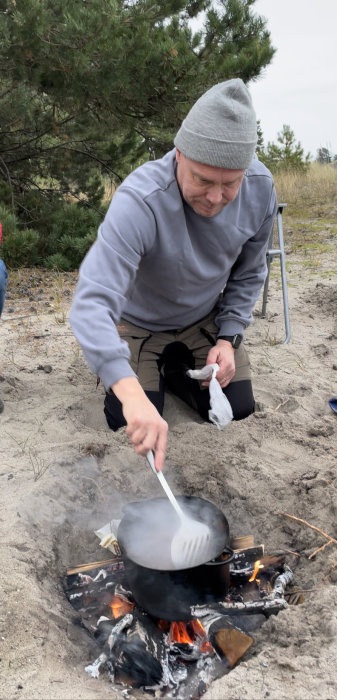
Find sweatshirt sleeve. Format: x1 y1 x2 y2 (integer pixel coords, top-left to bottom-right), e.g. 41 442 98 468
215 184 277 336
69 188 156 389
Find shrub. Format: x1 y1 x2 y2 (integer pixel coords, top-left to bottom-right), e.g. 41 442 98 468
0 198 103 269
2 228 41 268
0 203 40 267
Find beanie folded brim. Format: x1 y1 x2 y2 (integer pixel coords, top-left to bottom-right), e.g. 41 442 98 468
174 128 256 170
173 79 257 170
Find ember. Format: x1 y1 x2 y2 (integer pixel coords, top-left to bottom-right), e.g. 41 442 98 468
169 619 214 655
64 526 296 699
109 593 135 619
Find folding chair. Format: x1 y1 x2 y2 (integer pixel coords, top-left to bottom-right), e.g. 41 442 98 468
261 203 291 343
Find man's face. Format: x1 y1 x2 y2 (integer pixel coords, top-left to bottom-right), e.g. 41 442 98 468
175 149 245 218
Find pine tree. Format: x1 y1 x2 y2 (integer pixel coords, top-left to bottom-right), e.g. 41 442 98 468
259 125 311 174
0 0 275 267
316 147 333 164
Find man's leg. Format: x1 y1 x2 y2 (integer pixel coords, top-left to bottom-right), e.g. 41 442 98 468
160 312 255 422
104 379 165 431
103 320 166 431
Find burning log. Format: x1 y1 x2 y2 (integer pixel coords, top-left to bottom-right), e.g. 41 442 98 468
93 610 166 688
231 545 264 572
85 652 108 679
192 565 294 619
69 530 295 698
113 637 163 688
126 610 169 670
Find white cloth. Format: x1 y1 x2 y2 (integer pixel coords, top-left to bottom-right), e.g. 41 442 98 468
187 363 233 429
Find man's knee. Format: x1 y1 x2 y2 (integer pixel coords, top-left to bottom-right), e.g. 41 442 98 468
104 391 126 431
103 382 165 432
223 379 255 421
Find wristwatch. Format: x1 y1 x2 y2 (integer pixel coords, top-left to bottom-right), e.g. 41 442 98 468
217 334 243 349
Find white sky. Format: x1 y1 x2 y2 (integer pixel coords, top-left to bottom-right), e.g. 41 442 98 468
249 0 337 158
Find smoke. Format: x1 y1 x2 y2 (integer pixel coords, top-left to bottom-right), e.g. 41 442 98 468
118 496 227 570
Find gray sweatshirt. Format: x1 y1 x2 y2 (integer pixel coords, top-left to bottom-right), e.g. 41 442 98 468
70 149 276 389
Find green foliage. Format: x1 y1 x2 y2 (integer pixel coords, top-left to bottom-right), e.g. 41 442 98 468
0 199 102 269
0 203 18 237
316 147 336 164
259 125 311 174
0 1 274 205
0 203 40 268
256 119 264 153
0 201 41 267
44 253 73 272
0 0 276 268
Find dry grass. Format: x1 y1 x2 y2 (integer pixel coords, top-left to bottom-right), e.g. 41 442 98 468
273 164 337 270
274 162 337 214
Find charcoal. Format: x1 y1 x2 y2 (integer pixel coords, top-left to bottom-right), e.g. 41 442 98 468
113 638 163 687
94 619 117 645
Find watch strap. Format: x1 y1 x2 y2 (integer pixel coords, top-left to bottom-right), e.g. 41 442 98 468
217 334 243 348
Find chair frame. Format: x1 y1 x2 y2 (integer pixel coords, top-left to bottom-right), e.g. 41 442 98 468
261 203 291 344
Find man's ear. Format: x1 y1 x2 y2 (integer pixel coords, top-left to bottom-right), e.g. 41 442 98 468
175 148 181 162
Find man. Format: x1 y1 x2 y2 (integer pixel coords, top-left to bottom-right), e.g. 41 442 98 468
70 79 277 471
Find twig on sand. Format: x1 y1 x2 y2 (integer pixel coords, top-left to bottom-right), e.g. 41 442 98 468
276 512 337 546
324 561 337 580
282 548 301 557
274 397 290 412
308 540 333 560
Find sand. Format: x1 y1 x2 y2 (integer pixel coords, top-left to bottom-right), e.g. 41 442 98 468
0 258 336 700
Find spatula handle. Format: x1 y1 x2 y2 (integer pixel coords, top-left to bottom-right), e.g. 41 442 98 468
146 451 184 517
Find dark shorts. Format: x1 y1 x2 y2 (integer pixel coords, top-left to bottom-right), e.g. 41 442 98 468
104 309 255 430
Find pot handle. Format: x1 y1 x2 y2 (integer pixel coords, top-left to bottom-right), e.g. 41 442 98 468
204 546 234 566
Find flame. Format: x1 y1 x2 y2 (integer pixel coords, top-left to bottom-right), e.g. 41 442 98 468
192 619 214 654
249 560 264 583
169 621 193 644
109 594 135 619
168 619 213 653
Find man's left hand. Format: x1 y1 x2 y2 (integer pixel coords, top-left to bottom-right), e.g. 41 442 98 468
203 340 236 388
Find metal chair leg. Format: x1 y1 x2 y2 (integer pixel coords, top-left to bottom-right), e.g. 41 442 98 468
261 203 291 344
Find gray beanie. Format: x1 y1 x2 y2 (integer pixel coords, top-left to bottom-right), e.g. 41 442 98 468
174 78 257 169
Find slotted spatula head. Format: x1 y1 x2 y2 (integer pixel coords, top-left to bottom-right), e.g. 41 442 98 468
146 451 212 569
170 516 212 569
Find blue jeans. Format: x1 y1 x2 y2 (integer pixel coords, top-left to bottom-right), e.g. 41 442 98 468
0 259 8 316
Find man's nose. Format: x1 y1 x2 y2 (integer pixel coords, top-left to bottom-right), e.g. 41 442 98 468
206 185 223 204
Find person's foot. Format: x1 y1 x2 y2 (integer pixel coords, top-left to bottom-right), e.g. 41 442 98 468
0 398 4 413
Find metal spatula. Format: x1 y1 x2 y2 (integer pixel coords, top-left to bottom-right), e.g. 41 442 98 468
146 451 211 569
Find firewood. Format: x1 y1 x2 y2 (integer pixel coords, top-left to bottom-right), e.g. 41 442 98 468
214 628 253 667
66 557 122 575
231 535 254 549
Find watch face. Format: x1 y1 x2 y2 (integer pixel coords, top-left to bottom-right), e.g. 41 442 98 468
233 334 243 348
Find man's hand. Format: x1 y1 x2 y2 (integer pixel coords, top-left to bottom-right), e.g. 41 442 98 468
204 339 236 388
112 377 168 471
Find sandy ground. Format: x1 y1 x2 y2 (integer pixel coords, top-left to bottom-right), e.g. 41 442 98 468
0 246 336 700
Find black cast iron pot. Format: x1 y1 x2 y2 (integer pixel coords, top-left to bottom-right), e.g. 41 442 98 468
117 496 234 621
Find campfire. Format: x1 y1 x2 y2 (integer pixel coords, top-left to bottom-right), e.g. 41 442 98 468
64 522 295 699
